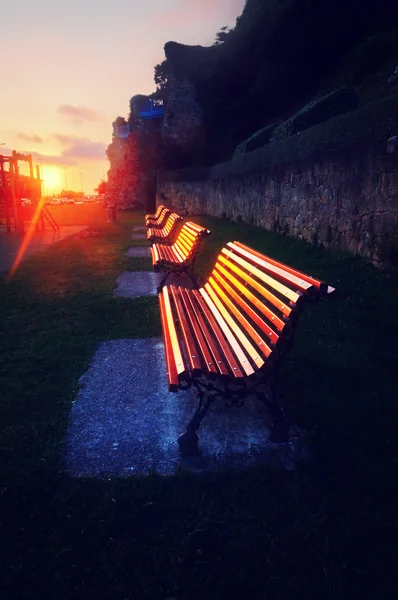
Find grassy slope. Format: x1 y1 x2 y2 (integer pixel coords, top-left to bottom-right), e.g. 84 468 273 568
1 208 398 599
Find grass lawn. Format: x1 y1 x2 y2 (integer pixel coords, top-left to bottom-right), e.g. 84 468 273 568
1 208 398 600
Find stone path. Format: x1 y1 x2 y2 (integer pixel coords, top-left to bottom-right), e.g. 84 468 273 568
65 339 302 477
65 224 306 476
125 247 150 258
114 271 162 298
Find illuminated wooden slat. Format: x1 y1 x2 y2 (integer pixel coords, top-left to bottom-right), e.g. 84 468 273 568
219 252 293 318
169 248 184 264
222 248 300 306
187 222 209 235
188 290 234 377
161 245 174 262
175 237 191 258
178 230 195 249
227 242 312 295
159 292 179 392
172 246 187 263
232 240 328 295
180 228 196 245
151 245 160 267
170 287 202 375
198 288 253 377
217 256 288 330
179 288 219 376
162 287 187 381
212 267 279 346
205 282 265 370
208 274 273 358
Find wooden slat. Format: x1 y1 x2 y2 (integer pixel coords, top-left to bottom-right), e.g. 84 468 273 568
170 287 202 376
151 245 160 267
186 289 233 377
205 282 265 371
222 248 300 306
158 292 179 392
232 240 328 295
212 267 279 345
197 288 251 377
162 287 187 382
217 256 288 330
175 237 191 258
179 288 220 376
227 242 313 296
178 229 195 249
208 275 272 359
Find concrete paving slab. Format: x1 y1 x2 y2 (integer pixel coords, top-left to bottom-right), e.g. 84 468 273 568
125 247 151 258
114 271 162 297
64 339 306 477
0 226 87 275
131 233 147 240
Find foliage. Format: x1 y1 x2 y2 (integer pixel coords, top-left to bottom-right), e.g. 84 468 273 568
60 189 83 199
213 25 232 46
162 0 398 164
154 59 170 97
95 180 107 195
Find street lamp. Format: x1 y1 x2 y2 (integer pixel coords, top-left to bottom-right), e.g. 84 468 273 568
62 166 68 193
38 159 45 197
79 172 84 194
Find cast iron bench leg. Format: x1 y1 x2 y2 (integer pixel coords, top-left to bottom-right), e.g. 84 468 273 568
178 388 216 455
157 271 171 293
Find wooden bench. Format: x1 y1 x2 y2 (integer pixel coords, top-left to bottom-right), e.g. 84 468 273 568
145 205 170 228
147 212 183 244
158 240 334 454
151 221 211 291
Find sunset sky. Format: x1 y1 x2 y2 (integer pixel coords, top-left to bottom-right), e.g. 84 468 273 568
0 0 244 194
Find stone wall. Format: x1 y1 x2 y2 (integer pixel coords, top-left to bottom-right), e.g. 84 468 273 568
157 142 398 263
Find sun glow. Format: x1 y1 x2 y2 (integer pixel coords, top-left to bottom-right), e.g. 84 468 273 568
43 166 63 193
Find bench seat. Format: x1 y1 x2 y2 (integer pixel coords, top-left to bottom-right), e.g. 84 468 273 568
158 240 333 454
151 221 211 290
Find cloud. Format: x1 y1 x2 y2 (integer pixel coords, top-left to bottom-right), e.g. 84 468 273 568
28 135 107 166
155 0 243 29
17 132 43 143
63 140 107 159
57 104 103 125
52 134 107 159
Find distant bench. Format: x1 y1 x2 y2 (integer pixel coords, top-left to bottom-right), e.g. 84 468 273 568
151 221 211 291
158 240 334 454
147 212 183 244
145 205 170 228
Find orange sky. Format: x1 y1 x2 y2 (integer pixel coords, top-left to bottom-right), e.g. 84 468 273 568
0 0 244 194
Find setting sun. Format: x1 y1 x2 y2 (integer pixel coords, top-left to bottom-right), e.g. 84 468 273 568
43 166 62 193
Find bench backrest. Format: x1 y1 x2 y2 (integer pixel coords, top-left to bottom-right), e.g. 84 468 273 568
146 204 166 221
148 212 183 240
169 221 211 263
145 206 171 228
